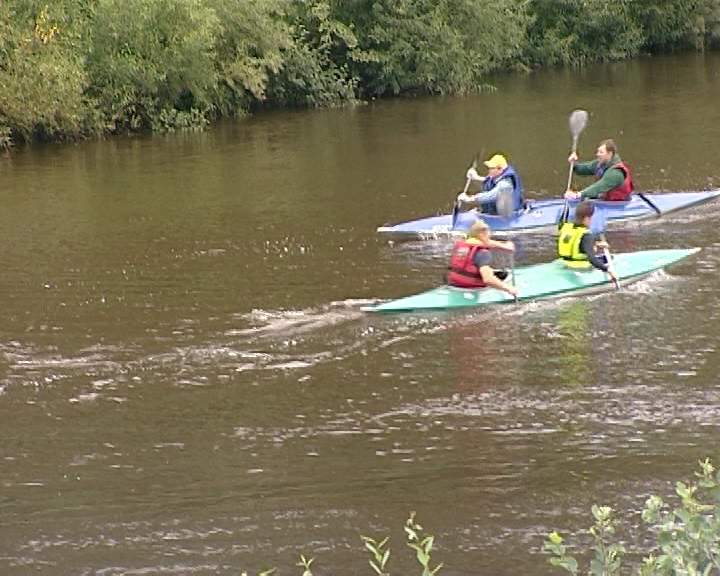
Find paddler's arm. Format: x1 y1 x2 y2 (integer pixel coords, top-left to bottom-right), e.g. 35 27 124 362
479 266 518 297
485 238 515 252
580 233 610 271
572 159 597 176
469 178 513 206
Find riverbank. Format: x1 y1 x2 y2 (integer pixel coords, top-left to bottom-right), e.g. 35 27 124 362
1 0 719 149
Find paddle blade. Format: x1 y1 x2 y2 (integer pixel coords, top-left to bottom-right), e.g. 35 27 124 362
569 109 589 141
590 206 608 234
602 248 621 291
496 189 514 217
637 192 662 215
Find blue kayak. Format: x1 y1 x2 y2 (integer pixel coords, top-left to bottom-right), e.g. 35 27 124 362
377 191 720 240
363 248 700 313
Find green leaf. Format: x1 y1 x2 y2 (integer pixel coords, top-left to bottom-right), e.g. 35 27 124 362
549 557 578 575
677 481 690 499
422 535 434 552
589 558 603 576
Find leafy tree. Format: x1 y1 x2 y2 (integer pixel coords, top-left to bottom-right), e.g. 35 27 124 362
693 0 720 49
630 0 698 52
264 0 359 107
86 0 220 131
344 0 529 96
207 0 293 113
0 2 91 143
1 0 719 146
526 0 643 66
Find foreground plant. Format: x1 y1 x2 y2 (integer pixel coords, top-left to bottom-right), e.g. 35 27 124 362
545 505 625 576
405 512 443 576
545 458 720 575
244 512 440 575
359 512 443 576
296 554 315 576
361 535 390 576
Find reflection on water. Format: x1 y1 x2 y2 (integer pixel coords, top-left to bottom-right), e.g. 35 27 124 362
1 53 720 575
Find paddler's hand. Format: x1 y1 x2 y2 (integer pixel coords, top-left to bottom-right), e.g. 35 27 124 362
607 268 618 283
458 192 475 204
506 285 519 298
564 190 581 200
568 151 578 163
466 167 484 182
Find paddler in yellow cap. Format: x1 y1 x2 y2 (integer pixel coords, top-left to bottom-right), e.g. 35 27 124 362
458 153 524 217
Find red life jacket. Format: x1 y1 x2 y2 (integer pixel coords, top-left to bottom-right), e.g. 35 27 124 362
599 161 634 201
447 239 489 288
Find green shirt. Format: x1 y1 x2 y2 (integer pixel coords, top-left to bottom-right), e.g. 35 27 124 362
573 154 625 200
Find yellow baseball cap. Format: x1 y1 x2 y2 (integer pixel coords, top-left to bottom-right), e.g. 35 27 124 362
483 154 508 169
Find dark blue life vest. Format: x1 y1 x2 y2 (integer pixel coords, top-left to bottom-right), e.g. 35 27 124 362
481 165 524 214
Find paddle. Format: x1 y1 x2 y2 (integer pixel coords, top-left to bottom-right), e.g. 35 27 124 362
599 235 620 291
510 252 518 303
636 191 662 215
560 109 590 226
452 154 481 229
591 209 620 290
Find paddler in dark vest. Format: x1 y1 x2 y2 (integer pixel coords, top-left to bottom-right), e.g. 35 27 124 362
447 220 519 298
458 154 524 216
557 200 618 283
564 139 634 202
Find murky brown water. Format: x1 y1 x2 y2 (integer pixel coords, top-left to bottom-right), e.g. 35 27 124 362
2 52 720 575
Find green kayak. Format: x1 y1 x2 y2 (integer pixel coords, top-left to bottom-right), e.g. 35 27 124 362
363 248 700 313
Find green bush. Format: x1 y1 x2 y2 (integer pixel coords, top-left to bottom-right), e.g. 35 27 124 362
207 0 293 113
0 2 93 142
0 0 718 146
525 0 643 66
86 0 220 132
693 0 720 49
342 0 530 97
545 458 720 575
264 0 358 108
630 0 698 52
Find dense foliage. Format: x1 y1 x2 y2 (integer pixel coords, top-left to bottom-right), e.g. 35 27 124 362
545 458 720 575
1 0 719 146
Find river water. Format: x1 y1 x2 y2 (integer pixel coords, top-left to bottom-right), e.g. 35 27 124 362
2 53 720 575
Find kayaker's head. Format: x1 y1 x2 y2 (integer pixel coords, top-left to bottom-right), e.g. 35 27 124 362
596 139 616 165
468 220 491 241
574 200 595 227
483 154 508 179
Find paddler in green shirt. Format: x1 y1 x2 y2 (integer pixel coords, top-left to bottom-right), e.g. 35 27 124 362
564 139 634 202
